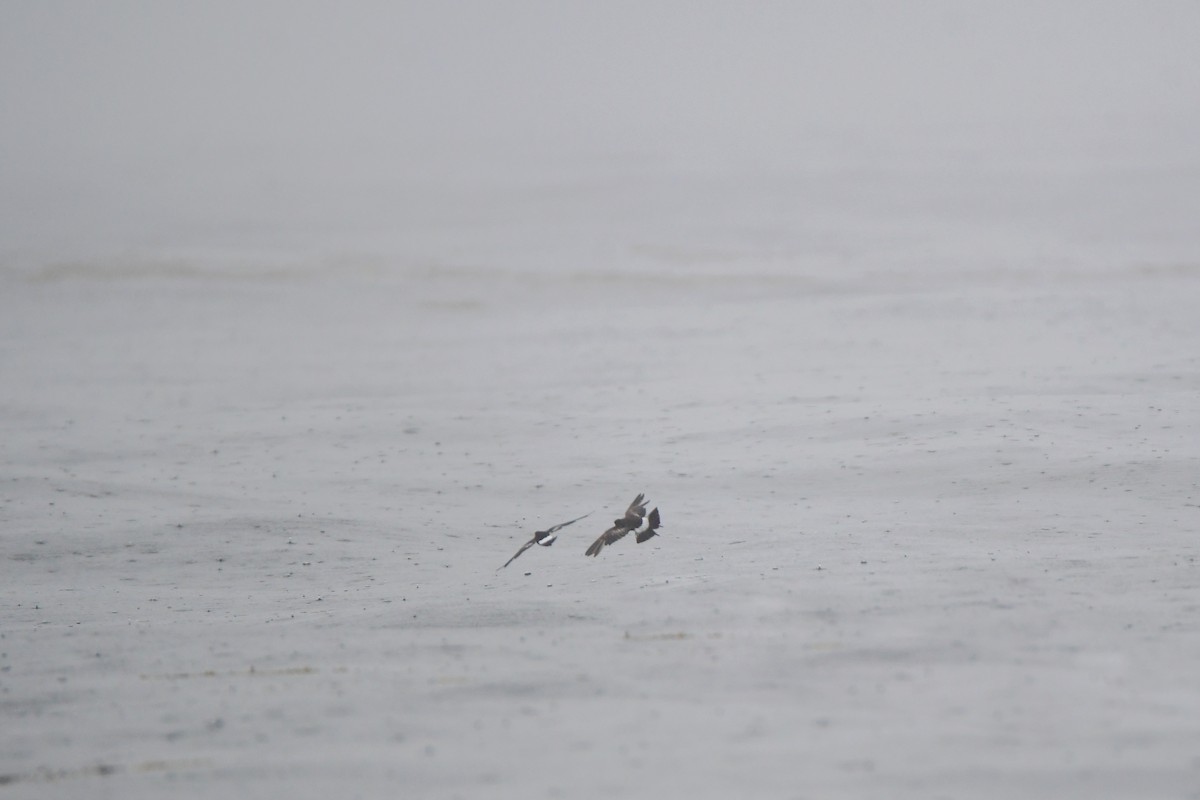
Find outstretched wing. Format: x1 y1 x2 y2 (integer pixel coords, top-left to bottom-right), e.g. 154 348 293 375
500 538 536 569
585 525 631 557
543 511 592 535
625 493 647 520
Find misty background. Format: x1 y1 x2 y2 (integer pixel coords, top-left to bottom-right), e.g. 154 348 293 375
4 5 1200 796
2 1 1199 270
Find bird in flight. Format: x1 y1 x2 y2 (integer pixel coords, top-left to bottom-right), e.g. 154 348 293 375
635 507 662 543
585 493 650 557
500 512 591 569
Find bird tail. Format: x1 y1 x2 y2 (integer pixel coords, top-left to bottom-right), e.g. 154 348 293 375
635 508 661 543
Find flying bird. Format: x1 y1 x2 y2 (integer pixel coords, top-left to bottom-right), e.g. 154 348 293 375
500 512 591 569
585 493 648 557
635 507 661 543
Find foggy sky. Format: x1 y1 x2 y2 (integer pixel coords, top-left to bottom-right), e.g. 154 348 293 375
2 1 1198 264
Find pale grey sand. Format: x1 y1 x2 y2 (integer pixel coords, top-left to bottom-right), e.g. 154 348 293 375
4 247 1199 798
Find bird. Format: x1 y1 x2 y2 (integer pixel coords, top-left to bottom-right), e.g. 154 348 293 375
500 512 591 569
585 493 648 557
635 507 661 543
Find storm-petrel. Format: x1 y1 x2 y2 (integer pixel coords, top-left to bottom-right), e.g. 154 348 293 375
500 512 591 569
585 493 648 557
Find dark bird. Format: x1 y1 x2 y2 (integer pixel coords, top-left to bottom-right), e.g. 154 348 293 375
635 507 661 543
500 512 591 569
585 493 648 557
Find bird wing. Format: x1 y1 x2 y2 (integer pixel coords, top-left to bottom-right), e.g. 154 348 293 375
620 493 647 527
500 538 536 569
585 525 630 557
606 526 632 545
543 511 592 535
626 493 646 516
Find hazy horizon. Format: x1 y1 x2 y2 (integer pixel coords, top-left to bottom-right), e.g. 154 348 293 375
3 2 1199 266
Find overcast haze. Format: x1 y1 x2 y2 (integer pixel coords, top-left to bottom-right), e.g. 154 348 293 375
3 2 1199 264
4 4 1200 798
